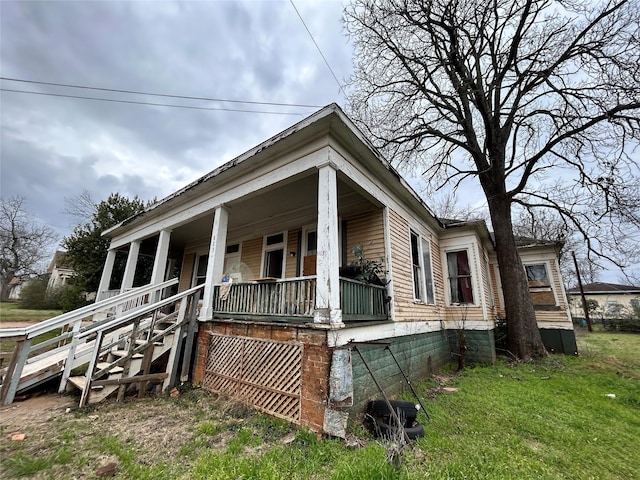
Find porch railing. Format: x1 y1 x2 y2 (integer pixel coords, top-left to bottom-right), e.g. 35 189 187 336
212 276 388 322
213 277 316 320
340 277 388 321
0 278 179 405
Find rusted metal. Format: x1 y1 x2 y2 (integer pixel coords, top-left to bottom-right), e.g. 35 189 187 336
385 346 430 420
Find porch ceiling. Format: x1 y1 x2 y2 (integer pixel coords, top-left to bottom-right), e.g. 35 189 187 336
169 172 381 247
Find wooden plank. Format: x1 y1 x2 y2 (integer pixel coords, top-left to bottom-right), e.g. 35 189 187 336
93 373 168 387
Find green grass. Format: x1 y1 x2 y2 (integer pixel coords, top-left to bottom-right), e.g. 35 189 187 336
0 331 638 479
0 302 63 322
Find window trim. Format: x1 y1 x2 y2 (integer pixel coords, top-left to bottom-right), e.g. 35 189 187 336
410 230 435 304
445 249 475 306
260 231 287 279
192 253 208 287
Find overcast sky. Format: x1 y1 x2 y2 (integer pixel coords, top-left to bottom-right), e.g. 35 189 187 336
1 0 354 238
1 1 635 283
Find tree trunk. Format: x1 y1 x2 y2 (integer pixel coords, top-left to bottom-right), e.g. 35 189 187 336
487 194 547 360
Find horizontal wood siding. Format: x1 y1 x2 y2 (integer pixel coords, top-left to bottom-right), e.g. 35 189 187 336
241 237 262 280
345 210 385 265
285 229 299 278
388 209 441 322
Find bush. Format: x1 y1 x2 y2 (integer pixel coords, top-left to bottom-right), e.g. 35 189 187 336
18 275 57 309
18 275 89 311
605 317 640 333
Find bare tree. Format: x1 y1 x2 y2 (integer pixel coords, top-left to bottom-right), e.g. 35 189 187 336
0 196 58 301
63 190 97 224
345 0 640 359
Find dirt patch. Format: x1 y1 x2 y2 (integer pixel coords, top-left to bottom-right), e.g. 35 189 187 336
0 393 75 434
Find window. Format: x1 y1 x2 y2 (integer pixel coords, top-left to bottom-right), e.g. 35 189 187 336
446 250 474 304
410 231 435 304
631 299 640 309
525 263 556 307
262 232 286 278
525 264 550 287
193 254 208 286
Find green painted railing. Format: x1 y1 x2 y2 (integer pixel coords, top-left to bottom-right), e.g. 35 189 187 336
212 276 387 322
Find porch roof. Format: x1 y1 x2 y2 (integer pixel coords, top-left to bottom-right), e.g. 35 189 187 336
103 104 442 240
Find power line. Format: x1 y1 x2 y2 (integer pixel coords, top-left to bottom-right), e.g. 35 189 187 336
0 88 308 115
0 77 323 109
289 0 348 99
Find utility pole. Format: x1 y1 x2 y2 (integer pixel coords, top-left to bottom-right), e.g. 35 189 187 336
572 251 593 332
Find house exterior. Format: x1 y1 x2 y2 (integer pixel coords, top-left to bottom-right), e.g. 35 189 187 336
568 282 640 323
98 104 576 436
47 251 74 291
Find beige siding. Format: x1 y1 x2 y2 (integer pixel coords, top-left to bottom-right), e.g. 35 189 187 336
388 209 441 322
345 210 385 265
285 229 300 278
241 237 262 279
179 253 195 292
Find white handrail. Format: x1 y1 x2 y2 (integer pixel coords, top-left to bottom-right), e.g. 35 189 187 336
0 278 179 340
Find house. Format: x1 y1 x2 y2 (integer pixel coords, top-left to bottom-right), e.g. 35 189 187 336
7 276 28 300
46 251 74 291
97 104 576 436
567 282 640 323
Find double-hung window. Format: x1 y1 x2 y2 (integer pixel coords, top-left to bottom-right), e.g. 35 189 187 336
410 231 435 304
446 250 474 304
525 263 556 307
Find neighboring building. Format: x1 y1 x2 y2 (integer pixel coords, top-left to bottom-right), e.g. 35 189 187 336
7 276 28 300
568 282 640 322
98 104 576 435
47 251 74 291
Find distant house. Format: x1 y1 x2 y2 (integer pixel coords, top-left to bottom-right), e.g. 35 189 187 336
7 276 28 300
96 104 576 434
46 251 74 291
568 282 640 322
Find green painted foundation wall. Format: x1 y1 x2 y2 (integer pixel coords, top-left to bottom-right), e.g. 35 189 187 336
447 329 497 365
347 330 451 416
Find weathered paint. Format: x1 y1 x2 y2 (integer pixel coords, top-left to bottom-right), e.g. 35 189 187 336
345 331 451 416
328 348 353 407
315 164 342 325
201 206 229 320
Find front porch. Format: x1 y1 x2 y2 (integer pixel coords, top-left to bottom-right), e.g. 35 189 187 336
212 276 388 323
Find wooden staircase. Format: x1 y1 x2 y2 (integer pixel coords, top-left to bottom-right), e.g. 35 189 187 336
0 281 204 407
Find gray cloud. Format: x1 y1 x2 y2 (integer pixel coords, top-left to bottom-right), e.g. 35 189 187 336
1 0 352 251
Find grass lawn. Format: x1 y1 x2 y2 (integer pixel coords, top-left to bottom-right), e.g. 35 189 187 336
0 303 64 357
0 302 63 323
0 330 638 479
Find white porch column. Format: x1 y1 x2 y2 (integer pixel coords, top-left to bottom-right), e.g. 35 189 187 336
200 206 229 320
315 164 342 326
120 240 141 293
150 229 172 285
97 249 117 301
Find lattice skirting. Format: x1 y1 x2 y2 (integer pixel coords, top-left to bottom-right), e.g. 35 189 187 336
202 334 303 423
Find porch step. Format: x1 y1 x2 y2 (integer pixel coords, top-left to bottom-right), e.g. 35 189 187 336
110 350 144 359
68 376 104 391
96 362 124 374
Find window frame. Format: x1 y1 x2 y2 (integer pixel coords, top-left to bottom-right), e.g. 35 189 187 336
260 231 287 279
409 230 435 304
192 253 208 286
446 249 475 305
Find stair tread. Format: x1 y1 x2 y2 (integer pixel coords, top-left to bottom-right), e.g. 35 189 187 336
111 349 144 359
96 362 124 374
68 376 104 390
